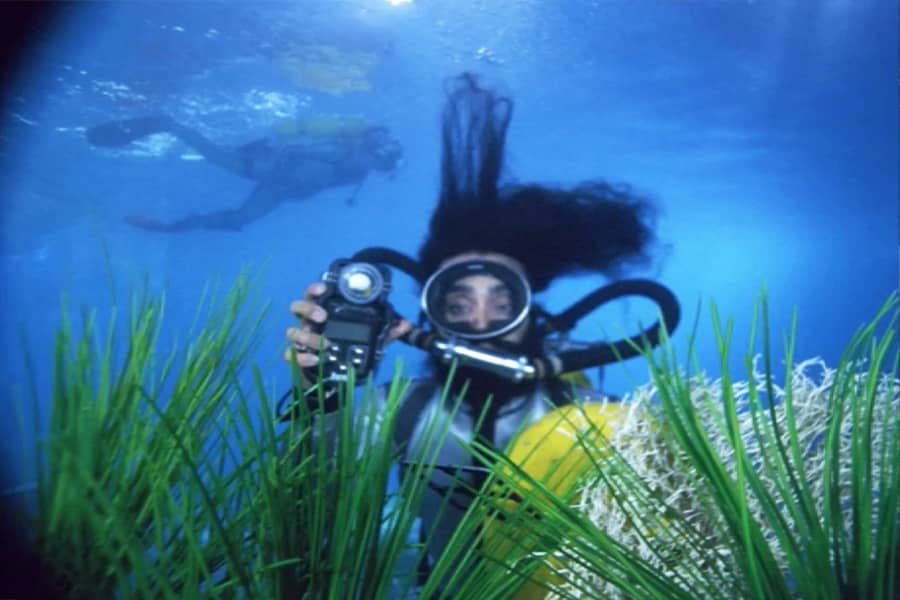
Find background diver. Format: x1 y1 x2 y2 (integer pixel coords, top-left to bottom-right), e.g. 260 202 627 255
280 73 680 586
84 115 404 233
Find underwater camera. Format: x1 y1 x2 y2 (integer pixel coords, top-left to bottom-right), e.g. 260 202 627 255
312 259 396 385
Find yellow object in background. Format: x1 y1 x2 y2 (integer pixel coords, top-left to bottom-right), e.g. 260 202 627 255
483 402 634 600
272 114 371 139
279 43 376 94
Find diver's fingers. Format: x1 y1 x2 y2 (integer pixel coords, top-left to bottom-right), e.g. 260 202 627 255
286 327 329 349
289 282 328 322
289 298 327 323
285 328 331 365
283 346 318 368
284 328 330 368
304 282 326 300
386 319 413 344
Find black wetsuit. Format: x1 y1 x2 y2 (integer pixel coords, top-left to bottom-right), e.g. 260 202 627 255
86 116 401 232
303 376 605 589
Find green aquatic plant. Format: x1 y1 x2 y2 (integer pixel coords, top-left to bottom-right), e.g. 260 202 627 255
20 273 475 598
455 293 899 600
16 276 898 599
30 273 270 597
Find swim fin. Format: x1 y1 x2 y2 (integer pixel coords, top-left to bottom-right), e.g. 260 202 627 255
85 115 175 147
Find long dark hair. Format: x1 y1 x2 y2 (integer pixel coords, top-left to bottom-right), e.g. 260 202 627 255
418 73 657 292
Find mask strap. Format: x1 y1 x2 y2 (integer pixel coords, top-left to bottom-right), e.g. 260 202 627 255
351 246 426 283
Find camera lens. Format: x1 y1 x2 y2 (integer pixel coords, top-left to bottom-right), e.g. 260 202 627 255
346 272 374 293
337 262 385 304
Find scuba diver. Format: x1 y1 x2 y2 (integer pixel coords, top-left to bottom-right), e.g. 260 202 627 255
280 73 680 585
84 115 403 232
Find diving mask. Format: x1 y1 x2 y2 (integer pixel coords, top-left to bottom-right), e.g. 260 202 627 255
421 258 531 341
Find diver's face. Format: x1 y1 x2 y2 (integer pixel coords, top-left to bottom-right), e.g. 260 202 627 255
442 274 514 331
437 252 529 345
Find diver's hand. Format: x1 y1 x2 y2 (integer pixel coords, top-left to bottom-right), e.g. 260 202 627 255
285 282 330 372
283 282 412 377
386 314 414 344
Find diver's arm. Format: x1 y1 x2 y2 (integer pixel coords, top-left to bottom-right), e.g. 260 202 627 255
86 115 248 177
163 120 248 176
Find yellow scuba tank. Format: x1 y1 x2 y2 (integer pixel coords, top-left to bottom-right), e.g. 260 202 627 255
481 402 635 600
278 43 376 94
272 114 371 138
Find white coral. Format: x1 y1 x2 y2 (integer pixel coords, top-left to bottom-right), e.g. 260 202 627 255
549 357 899 599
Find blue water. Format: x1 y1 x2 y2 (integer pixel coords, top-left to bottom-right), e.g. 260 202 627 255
1 1 897 493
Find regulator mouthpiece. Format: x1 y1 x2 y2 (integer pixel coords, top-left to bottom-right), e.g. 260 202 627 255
433 338 537 382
